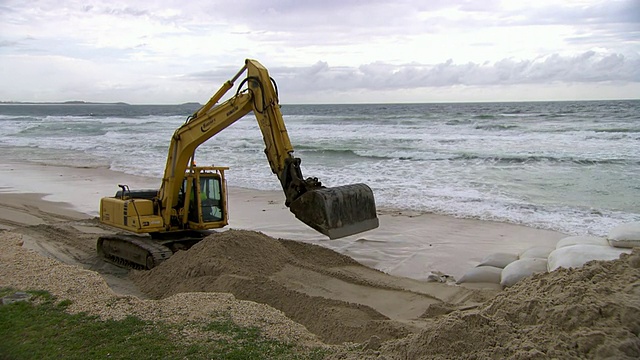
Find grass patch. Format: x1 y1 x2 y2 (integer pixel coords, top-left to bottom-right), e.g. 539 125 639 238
203 319 322 359
0 287 14 298
0 288 327 360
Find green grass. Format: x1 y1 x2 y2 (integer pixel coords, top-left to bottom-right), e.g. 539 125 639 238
0 288 327 360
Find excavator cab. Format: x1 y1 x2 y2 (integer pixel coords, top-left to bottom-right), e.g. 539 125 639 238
183 166 228 229
198 176 224 222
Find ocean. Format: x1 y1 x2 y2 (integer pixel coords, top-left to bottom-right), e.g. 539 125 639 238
1 100 638 236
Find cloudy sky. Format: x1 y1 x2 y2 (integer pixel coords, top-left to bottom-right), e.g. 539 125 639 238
1 0 638 104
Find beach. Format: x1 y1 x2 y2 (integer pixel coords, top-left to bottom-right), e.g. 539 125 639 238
1 98 639 357
0 158 566 281
1 158 639 358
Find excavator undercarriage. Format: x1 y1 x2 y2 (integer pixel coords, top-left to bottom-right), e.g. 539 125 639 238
97 231 207 269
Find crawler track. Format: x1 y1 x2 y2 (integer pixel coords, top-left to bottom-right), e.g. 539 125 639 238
97 234 174 270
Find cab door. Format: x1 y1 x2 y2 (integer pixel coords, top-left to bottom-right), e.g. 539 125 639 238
187 172 225 227
199 174 224 222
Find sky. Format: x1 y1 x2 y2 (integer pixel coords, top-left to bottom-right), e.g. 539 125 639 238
0 0 639 104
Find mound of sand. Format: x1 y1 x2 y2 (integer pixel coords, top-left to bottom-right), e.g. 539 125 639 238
368 249 640 359
132 230 416 344
0 231 321 347
132 229 640 357
3 192 637 358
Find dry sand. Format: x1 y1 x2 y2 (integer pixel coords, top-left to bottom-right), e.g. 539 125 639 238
1 160 639 358
130 229 486 344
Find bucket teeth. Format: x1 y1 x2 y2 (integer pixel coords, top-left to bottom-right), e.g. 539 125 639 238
289 183 379 239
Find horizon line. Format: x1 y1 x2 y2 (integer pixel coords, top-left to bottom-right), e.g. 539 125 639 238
1 98 639 106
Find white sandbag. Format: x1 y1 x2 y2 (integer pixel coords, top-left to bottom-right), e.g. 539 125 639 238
519 246 554 259
556 235 608 249
457 266 502 284
547 245 631 272
477 252 518 268
607 222 640 249
500 258 547 287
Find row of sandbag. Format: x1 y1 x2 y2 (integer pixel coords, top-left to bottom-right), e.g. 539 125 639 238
457 221 640 288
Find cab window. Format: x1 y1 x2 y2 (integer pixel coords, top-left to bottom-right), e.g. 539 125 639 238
196 176 223 222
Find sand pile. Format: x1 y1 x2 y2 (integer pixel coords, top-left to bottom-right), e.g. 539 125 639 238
133 229 639 354
3 208 639 358
131 230 412 344
363 248 639 359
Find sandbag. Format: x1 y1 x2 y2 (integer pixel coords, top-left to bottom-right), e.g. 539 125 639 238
607 222 640 249
547 245 631 272
556 235 608 249
477 252 518 269
519 246 554 259
500 258 548 287
457 266 502 284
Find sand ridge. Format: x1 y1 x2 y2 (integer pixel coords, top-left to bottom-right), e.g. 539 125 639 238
131 229 481 344
373 249 640 359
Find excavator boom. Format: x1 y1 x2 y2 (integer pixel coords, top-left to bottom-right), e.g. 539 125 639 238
158 59 378 238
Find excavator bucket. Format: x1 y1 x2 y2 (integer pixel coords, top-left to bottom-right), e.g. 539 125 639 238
289 183 379 239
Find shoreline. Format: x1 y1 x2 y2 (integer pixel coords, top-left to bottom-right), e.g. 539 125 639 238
0 160 567 280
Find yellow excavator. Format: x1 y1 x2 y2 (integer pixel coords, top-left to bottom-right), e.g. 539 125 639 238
98 59 379 269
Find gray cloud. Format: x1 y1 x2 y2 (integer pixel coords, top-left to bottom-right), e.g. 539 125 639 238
514 0 640 26
3 0 635 54
257 51 640 92
173 50 640 104
507 1 640 46
197 0 638 40
1 0 638 103
174 49 639 104
171 1 637 67
0 40 19 47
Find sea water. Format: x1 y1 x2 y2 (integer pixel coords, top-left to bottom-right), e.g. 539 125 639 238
1 100 638 236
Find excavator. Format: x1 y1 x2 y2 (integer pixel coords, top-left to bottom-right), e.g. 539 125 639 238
98 59 379 269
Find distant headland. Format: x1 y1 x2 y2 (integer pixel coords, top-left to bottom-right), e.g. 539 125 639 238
0 101 202 106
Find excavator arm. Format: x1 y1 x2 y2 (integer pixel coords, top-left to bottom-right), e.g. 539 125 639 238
157 59 378 239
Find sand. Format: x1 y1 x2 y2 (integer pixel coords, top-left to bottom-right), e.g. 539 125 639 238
0 232 322 347
380 250 640 359
130 229 485 344
1 159 639 358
